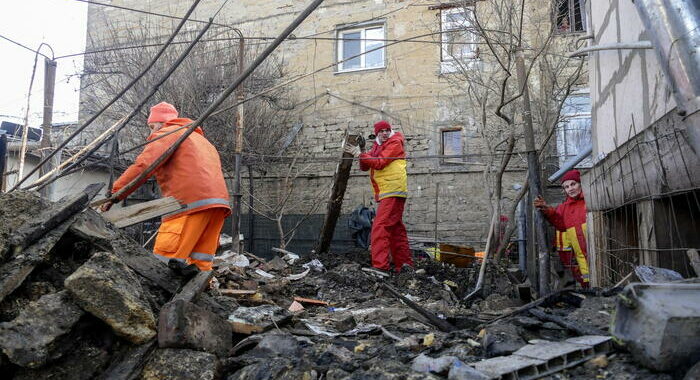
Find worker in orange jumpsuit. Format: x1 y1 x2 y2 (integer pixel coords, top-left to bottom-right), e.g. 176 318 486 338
534 169 590 288
345 120 413 273
101 102 230 272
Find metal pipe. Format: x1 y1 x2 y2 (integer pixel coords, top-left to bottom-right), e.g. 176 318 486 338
568 41 652 57
547 143 593 182
634 0 700 153
517 199 527 272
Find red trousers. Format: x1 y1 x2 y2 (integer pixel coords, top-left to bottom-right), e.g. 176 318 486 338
153 208 227 271
371 197 413 271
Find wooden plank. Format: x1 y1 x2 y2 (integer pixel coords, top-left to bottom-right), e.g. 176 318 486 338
315 134 359 254
102 197 183 228
0 214 77 303
382 283 455 332
219 289 257 296
172 271 214 303
687 249 700 278
293 296 328 306
8 183 103 251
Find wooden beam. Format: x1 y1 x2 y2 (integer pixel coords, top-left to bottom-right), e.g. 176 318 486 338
315 133 359 254
102 197 183 228
172 271 213 303
382 283 455 332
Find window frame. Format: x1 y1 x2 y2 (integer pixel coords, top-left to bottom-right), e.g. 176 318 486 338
439 6 479 73
440 127 465 165
555 89 592 168
554 0 587 34
335 22 387 73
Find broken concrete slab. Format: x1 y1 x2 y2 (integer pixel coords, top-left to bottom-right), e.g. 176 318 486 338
470 336 612 379
0 191 51 261
255 333 302 357
158 299 232 356
0 290 84 368
411 353 459 375
612 283 700 371
141 348 219 380
481 322 526 357
228 305 291 335
448 360 490 380
65 251 156 344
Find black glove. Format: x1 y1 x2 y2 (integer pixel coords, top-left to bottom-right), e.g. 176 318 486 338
357 135 366 150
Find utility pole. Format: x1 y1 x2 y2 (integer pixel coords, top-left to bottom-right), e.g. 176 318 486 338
515 50 550 295
39 58 57 198
231 32 245 252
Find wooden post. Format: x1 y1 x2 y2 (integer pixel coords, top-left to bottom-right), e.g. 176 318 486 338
0 134 7 192
434 182 440 246
637 200 658 266
231 35 246 251
247 164 255 253
315 133 359 254
39 58 57 199
516 50 550 295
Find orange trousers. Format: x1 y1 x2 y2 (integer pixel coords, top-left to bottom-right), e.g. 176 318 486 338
153 208 227 271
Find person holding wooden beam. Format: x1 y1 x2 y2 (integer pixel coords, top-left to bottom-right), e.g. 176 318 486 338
344 120 413 273
101 102 230 272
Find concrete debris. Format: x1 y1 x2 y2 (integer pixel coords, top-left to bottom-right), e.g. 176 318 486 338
612 282 700 371
0 189 690 379
65 251 157 344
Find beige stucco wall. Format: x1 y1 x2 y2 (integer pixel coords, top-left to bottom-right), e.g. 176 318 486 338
588 0 677 159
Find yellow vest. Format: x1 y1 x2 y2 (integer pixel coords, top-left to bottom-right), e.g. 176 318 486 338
371 159 408 200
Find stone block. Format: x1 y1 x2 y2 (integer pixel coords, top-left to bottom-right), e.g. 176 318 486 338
158 299 232 356
65 251 156 344
0 290 84 368
141 348 218 380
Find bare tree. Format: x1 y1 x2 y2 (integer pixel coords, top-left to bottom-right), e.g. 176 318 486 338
80 23 300 174
439 0 586 259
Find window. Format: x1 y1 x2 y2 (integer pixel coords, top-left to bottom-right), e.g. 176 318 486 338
440 7 479 73
556 91 592 168
441 128 464 164
555 0 586 33
336 24 385 72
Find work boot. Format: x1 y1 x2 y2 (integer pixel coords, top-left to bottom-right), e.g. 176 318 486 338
400 263 415 275
168 259 200 279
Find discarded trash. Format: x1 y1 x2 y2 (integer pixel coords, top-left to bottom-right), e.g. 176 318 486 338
634 265 684 283
293 296 329 306
285 268 311 281
254 269 275 279
214 250 250 268
228 305 291 335
302 259 325 272
219 233 233 246
288 301 305 313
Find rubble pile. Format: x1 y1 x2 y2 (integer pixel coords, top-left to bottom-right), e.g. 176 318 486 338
0 190 689 379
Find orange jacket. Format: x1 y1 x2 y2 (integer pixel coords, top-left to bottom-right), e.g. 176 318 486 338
112 118 230 221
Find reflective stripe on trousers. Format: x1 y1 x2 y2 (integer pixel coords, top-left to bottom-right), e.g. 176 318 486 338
162 198 230 220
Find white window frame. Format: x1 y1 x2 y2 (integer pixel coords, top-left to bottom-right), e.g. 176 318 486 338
440 7 479 74
556 89 592 168
336 24 386 73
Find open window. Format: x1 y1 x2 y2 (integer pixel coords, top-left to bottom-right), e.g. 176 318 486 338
440 7 479 73
555 0 586 33
336 23 386 72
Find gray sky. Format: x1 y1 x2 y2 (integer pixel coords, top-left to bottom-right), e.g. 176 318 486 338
0 0 87 125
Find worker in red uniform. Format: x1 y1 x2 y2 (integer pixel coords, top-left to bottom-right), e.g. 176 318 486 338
101 102 230 271
344 120 413 273
534 169 590 288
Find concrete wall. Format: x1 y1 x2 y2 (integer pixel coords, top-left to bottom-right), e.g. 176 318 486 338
588 0 677 158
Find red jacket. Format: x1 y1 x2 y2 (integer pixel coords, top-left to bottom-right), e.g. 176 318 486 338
542 194 589 280
359 132 408 201
112 118 231 221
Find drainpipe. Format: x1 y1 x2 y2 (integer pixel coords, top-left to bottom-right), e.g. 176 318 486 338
548 143 593 182
634 0 700 154
517 198 527 273
568 41 652 57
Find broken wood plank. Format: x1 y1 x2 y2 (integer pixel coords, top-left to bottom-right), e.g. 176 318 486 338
172 271 214 303
102 197 183 228
687 249 700 277
529 308 606 336
293 296 329 306
315 134 360 254
0 214 78 303
98 340 157 380
485 288 572 325
219 289 257 297
382 283 455 332
8 183 103 252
